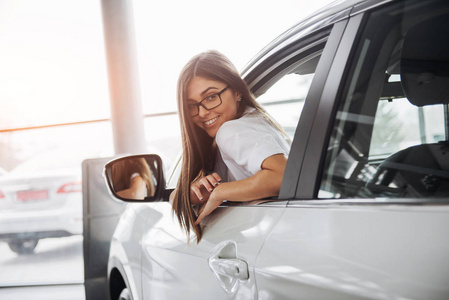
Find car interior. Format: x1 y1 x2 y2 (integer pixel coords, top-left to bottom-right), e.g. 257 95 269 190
320 2 449 199
367 14 449 197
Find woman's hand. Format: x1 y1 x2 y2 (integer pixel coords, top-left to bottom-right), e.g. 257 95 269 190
190 172 221 205
194 189 223 225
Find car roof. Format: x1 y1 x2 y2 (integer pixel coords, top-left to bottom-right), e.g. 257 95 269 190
241 0 392 78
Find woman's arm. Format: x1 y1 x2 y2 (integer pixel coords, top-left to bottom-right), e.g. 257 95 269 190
117 175 147 200
194 153 287 224
169 172 222 205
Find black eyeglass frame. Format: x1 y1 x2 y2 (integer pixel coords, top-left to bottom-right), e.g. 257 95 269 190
189 86 230 117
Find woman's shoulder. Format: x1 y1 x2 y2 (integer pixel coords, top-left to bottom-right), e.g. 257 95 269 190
218 109 259 135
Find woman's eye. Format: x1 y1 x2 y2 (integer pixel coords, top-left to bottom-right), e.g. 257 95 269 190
206 94 218 101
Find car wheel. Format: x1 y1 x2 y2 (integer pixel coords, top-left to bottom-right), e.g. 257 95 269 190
118 288 133 300
8 238 39 255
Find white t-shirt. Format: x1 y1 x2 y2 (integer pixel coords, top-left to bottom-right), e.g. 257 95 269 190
214 107 291 182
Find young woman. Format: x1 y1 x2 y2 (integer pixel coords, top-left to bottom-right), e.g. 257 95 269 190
172 50 291 241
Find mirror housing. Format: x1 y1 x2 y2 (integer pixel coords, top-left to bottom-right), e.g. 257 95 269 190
104 154 165 202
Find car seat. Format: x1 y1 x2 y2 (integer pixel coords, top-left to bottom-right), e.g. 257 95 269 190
367 14 449 197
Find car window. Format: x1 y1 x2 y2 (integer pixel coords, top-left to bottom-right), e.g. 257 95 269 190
319 0 449 199
257 73 314 139
255 33 329 140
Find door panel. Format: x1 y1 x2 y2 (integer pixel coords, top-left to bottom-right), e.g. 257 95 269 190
141 201 286 299
257 2 449 299
256 204 449 299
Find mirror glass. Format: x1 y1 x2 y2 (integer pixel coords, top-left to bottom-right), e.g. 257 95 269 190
104 154 162 201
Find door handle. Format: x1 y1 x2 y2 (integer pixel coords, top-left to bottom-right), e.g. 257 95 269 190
209 257 249 281
208 241 249 293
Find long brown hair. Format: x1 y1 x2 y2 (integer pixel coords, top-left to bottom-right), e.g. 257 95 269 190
172 50 279 242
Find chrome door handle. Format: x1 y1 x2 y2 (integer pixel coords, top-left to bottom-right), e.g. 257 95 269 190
209 257 249 280
208 241 249 293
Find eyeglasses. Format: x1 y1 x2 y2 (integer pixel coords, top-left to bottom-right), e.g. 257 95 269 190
188 86 229 117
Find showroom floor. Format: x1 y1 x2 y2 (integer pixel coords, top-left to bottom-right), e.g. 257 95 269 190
0 284 85 300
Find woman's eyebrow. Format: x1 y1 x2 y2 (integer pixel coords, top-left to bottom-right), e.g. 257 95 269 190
200 86 219 97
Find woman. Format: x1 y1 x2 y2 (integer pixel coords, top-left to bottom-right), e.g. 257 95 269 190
172 50 290 242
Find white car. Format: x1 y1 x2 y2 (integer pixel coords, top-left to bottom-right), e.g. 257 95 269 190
0 151 83 254
85 0 449 299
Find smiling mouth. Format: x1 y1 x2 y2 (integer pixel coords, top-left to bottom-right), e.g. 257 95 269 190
204 116 219 127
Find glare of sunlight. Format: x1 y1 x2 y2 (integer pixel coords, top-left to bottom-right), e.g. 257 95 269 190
0 0 335 129
132 0 336 114
0 0 109 129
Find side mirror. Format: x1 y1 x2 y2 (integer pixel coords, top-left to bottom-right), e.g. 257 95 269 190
103 154 165 202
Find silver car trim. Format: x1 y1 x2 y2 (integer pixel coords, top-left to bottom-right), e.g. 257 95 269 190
219 199 289 208
288 198 449 207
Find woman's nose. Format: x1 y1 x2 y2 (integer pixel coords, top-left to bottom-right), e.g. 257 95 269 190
198 105 210 117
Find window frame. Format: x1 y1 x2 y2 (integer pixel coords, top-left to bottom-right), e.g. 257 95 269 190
201 17 349 209
288 15 364 201
239 23 348 204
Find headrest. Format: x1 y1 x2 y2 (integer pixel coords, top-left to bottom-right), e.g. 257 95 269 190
400 14 449 106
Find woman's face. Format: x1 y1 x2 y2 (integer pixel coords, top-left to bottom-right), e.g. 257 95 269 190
186 76 240 138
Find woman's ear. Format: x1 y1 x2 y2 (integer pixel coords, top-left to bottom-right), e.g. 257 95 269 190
234 91 242 102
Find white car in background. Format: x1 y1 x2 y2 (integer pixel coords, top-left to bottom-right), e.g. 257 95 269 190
0 151 83 254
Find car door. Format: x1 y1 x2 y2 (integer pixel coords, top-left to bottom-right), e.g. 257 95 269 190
82 156 128 300
138 149 287 299
140 200 286 299
138 11 347 300
255 0 449 299
139 160 287 299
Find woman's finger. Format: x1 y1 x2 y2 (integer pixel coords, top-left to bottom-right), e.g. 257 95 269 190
195 203 214 225
205 174 220 187
195 206 208 225
197 203 205 216
190 185 204 202
194 197 222 225
210 172 222 185
199 177 214 192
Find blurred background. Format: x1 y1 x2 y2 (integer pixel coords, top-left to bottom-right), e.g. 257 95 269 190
0 0 332 290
